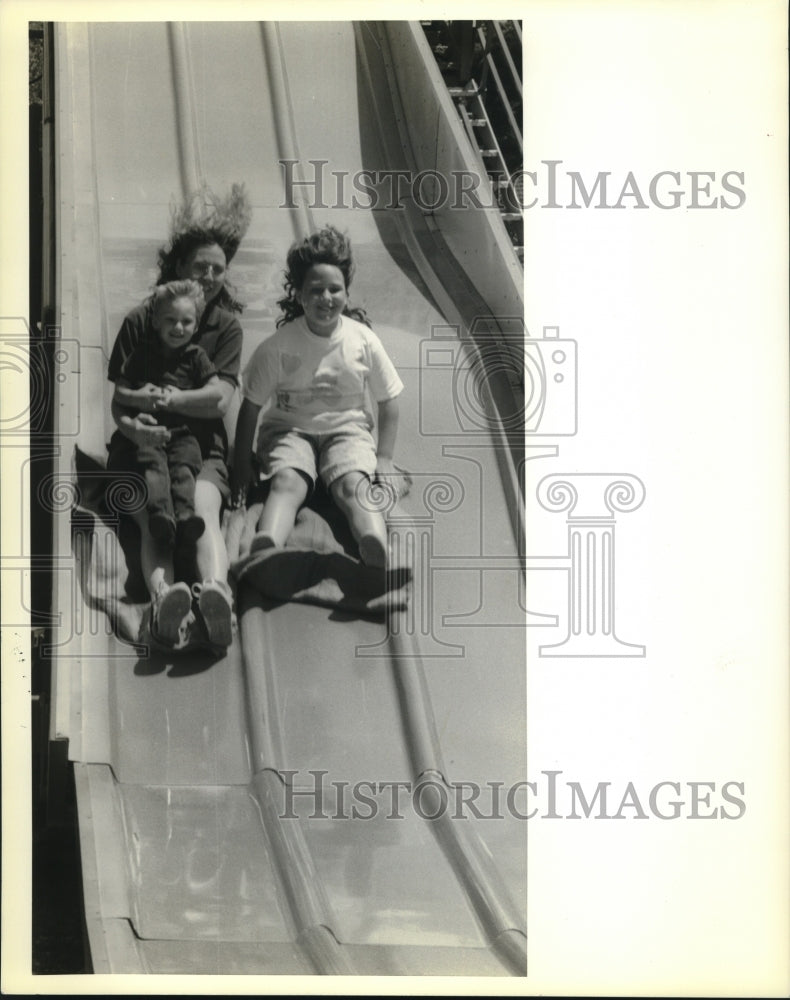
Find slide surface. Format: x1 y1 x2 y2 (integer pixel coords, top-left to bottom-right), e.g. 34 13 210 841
54 20 526 976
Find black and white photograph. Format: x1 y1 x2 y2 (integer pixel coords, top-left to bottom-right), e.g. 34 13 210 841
2 1 788 995
18 10 528 983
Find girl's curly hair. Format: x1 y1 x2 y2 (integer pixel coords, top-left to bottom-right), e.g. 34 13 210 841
276 225 371 329
155 183 252 314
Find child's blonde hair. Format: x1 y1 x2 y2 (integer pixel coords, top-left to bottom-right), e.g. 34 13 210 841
148 279 205 323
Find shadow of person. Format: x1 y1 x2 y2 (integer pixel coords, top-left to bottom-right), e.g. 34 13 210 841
228 483 413 620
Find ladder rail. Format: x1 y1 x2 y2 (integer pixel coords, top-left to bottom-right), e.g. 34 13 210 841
422 20 523 261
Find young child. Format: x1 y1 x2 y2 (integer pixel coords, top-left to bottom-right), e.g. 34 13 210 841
110 280 223 641
231 226 403 568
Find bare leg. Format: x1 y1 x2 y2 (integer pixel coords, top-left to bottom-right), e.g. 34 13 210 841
253 468 309 550
330 471 388 567
192 479 235 647
194 479 228 585
131 509 191 645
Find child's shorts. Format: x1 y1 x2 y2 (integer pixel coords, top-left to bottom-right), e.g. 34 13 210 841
256 423 378 489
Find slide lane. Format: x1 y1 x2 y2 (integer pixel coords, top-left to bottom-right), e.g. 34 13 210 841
251 22 527 969
56 20 526 975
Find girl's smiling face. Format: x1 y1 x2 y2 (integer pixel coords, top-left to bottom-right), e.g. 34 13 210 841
153 296 198 353
296 264 348 336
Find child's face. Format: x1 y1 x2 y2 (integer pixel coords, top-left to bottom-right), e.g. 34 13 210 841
153 296 198 352
296 264 348 336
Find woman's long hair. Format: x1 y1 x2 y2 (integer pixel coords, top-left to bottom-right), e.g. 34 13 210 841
155 184 252 314
276 225 371 329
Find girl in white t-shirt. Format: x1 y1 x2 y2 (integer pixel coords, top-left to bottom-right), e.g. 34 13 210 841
231 226 403 567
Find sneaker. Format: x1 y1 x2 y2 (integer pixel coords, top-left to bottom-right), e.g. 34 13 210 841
193 579 234 648
151 581 193 646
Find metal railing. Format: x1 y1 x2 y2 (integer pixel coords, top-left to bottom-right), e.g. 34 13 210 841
421 20 523 261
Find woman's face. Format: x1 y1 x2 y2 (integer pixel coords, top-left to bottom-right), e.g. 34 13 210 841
177 243 227 304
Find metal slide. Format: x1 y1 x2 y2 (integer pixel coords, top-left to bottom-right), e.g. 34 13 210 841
50 20 526 976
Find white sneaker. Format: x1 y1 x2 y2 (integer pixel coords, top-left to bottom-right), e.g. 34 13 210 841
151 581 193 647
192 579 234 648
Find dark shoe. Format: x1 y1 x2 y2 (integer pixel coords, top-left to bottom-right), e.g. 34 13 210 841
149 512 176 546
177 515 206 543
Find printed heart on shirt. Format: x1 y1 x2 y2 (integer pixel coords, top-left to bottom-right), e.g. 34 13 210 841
281 353 302 375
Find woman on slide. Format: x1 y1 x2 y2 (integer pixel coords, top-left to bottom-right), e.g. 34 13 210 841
106 184 251 649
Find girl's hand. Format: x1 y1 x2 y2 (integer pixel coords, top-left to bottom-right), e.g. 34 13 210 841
155 385 184 412
373 458 411 502
129 412 170 446
370 457 399 510
374 456 398 480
